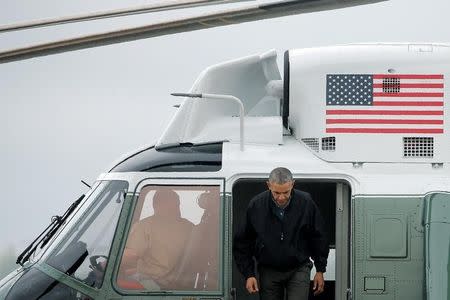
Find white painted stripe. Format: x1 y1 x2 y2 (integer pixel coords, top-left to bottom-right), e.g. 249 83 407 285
326 115 443 120
373 88 444 93
326 123 443 129
373 79 444 84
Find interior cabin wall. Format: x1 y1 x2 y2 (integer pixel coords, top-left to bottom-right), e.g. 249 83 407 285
232 179 338 300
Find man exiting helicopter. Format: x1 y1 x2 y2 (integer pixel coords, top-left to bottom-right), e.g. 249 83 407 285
233 167 329 299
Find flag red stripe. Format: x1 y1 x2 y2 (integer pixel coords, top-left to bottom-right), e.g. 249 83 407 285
326 128 444 134
326 110 443 115
373 74 444 79
326 119 444 124
373 101 443 106
373 92 443 97
372 83 444 88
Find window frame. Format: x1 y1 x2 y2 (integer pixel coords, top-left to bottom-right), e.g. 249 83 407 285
41 180 129 291
4 265 96 300
111 177 226 297
30 181 102 264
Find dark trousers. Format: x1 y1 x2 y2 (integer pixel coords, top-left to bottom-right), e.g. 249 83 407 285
258 263 311 300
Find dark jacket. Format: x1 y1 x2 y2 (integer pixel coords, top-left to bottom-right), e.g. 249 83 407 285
233 189 329 279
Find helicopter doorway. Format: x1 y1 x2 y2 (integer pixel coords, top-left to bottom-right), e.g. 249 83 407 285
231 179 350 300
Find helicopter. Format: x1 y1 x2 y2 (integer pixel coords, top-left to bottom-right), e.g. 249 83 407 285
1 0 450 299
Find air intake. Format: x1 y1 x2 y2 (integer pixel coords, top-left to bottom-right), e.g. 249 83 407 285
302 138 319 152
322 137 336 151
382 77 400 93
403 137 434 158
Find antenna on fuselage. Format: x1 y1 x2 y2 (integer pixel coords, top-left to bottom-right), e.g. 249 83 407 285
81 180 91 189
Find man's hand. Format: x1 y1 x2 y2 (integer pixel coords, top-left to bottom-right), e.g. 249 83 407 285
312 272 325 296
246 277 259 293
120 248 139 269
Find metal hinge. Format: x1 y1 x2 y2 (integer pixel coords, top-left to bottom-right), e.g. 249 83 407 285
346 288 352 300
230 287 237 300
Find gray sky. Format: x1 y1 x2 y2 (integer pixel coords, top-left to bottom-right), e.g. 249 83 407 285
1 0 450 251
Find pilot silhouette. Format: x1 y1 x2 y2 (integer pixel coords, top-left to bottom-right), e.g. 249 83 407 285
120 188 194 290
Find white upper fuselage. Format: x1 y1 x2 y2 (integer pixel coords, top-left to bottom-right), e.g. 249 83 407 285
102 136 450 196
103 43 450 196
289 43 450 163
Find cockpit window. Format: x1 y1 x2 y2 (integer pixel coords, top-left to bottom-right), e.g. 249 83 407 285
45 180 128 289
110 143 222 172
117 185 221 293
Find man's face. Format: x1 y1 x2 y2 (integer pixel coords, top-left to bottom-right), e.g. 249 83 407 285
267 180 294 207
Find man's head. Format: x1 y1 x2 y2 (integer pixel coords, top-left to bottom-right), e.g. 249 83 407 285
153 189 181 218
267 167 294 207
197 191 217 211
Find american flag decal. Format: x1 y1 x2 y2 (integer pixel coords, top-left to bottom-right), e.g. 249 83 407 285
325 74 444 134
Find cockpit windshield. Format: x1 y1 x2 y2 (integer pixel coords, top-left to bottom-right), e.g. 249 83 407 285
42 180 128 288
4 180 129 299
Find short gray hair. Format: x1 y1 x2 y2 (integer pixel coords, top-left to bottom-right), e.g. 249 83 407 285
268 167 293 184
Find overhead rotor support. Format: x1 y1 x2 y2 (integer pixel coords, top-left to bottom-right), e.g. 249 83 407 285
172 92 246 151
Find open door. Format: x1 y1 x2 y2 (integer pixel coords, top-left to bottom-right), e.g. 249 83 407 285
231 178 351 300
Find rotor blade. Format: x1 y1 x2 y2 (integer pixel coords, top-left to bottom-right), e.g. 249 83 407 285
0 0 386 64
0 0 253 34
